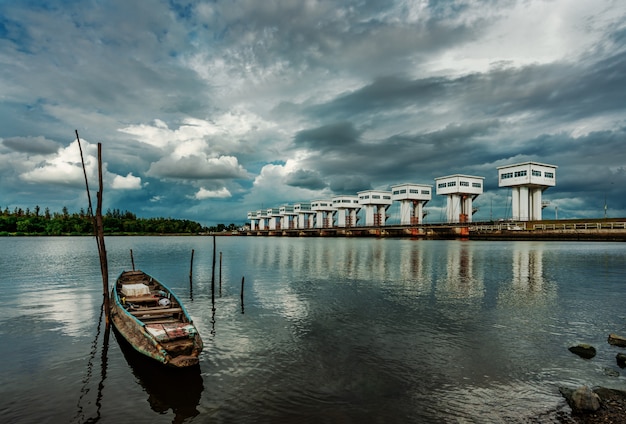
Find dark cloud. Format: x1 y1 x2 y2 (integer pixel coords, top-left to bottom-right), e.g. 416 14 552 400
329 175 372 194
292 120 502 185
307 76 448 120
2 136 61 154
147 155 249 180
284 169 327 190
293 122 361 150
1 0 625 224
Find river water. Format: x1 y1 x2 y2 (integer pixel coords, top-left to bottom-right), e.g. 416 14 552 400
1 236 625 423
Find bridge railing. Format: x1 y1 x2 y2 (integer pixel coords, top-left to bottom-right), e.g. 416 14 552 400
532 222 626 230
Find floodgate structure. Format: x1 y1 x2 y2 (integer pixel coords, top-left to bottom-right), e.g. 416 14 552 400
243 161 626 240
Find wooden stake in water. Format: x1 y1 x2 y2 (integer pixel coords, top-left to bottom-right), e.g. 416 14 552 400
130 249 135 271
189 249 195 299
211 235 216 305
189 249 195 281
240 276 245 314
219 251 222 296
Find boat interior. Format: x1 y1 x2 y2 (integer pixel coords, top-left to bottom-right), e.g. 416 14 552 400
117 271 186 324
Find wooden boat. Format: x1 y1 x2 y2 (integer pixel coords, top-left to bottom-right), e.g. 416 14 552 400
110 270 203 368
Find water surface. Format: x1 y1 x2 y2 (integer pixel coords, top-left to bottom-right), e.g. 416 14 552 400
1 237 625 423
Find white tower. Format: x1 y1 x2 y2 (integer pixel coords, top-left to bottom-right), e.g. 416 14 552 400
357 190 393 226
435 174 484 223
497 162 556 221
294 202 313 229
311 199 335 228
266 207 281 230
391 183 432 225
279 205 297 230
332 195 360 228
247 211 258 230
256 209 268 230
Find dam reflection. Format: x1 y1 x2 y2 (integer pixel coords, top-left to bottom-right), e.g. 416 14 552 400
497 242 556 307
435 241 484 302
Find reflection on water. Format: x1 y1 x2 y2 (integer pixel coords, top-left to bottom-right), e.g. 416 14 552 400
498 242 556 307
113 329 203 423
2 237 626 423
435 241 484 301
73 301 110 424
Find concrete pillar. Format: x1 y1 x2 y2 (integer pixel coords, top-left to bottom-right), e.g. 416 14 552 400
414 202 423 224
315 212 323 228
399 201 412 225
519 186 529 221
378 205 387 225
531 188 543 221
336 209 347 227
363 205 374 226
447 194 461 222
511 187 520 220
463 196 473 222
349 209 358 227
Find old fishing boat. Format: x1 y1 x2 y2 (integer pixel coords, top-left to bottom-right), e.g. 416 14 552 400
110 270 203 368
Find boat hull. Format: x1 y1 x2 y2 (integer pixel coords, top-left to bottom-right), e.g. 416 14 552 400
110 270 203 368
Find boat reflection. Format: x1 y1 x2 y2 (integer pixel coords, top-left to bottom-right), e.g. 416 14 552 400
113 329 204 423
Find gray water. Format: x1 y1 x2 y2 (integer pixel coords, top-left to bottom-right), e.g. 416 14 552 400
1 236 625 423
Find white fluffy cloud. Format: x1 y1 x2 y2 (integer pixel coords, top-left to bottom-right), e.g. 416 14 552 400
194 187 232 199
19 140 142 191
111 172 142 190
19 140 97 186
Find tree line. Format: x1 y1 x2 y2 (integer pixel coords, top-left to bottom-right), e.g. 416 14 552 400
0 206 236 235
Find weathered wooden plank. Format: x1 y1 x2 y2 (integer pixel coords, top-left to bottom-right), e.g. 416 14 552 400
130 307 182 317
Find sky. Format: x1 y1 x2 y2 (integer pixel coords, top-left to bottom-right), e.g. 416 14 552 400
1 0 625 227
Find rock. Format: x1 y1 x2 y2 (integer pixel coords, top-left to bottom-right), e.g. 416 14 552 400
608 333 626 347
569 343 597 359
569 386 601 412
617 353 626 368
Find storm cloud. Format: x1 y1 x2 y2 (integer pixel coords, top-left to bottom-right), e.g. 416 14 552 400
0 0 625 225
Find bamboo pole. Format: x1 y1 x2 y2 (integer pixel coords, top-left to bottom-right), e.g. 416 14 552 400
95 144 110 323
211 235 216 305
219 251 222 296
76 132 109 324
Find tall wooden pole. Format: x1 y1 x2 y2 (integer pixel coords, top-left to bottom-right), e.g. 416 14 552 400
95 144 110 323
76 132 109 324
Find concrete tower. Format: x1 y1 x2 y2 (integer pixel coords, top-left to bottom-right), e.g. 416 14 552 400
332 195 360 228
279 205 297 230
247 211 258 230
294 202 313 229
311 199 335 228
391 183 432 225
357 190 393 226
255 209 268 230
435 174 484 223
497 162 556 221
266 207 281 230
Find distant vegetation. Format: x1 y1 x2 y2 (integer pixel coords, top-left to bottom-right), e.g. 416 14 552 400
0 206 238 236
